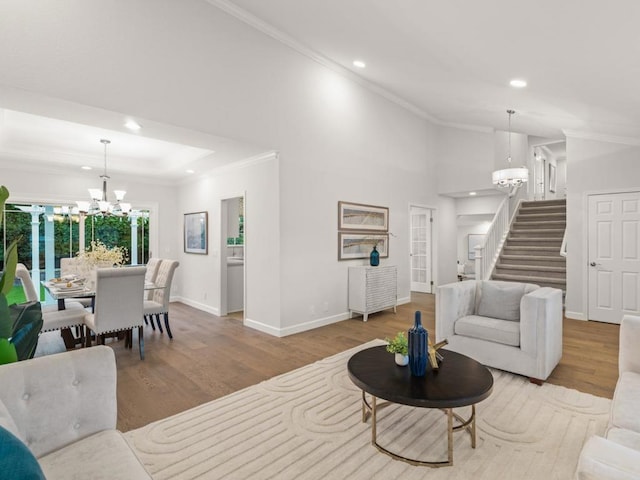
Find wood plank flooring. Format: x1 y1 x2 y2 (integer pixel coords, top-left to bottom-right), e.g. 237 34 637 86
113 293 619 432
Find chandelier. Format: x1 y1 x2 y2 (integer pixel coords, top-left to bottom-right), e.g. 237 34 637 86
492 109 529 188
76 139 131 216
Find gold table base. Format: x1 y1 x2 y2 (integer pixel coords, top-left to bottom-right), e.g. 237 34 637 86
361 391 476 467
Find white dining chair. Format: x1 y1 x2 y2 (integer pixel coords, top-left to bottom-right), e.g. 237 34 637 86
60 257 93 308
143 257 163 332
83 266 146 359
144 260 179 339
15 263 87 336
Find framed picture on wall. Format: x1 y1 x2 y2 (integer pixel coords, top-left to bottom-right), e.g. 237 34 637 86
184 211 208 254
468 234 485 260
549 164 557 193
338 232 389 261
338 201 389 232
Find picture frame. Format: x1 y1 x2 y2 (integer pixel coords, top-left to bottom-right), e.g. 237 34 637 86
184 211 208 254
338 201 389 232
549 163 557 193
468 234 485 260
338 232 389 261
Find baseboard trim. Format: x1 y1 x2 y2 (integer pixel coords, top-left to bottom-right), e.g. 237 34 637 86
565 310 587 321
174 297 220 316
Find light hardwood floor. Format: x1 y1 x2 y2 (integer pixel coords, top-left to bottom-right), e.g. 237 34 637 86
113 293 620 432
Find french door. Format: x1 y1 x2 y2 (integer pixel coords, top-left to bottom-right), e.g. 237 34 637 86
410 206 432 293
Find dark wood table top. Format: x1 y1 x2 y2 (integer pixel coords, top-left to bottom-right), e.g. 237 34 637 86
347 346 493 409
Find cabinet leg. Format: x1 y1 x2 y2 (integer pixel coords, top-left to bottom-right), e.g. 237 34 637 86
363 313 368 322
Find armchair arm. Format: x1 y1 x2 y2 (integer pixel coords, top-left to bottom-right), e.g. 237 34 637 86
575 435 640 480
520 287 563 379
436 280 477 342
0 346 117 458
619 315 640 375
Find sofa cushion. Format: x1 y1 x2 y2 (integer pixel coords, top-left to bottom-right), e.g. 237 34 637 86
0 425 46 480
0 399 21 440
39 429 152 480
454 315 520 347
476 281 525 321
607 427 640 452
610 371 640 433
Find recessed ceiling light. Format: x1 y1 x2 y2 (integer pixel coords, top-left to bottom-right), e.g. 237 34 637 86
469 191 477 196
81 166 92 170
509 79 527 88
353 60 366 69
124 120 141 131
186 169 195 174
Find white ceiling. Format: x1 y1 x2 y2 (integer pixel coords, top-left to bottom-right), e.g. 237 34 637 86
2 1 635 180
224 0 640 140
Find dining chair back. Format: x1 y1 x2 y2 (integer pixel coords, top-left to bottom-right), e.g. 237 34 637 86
59 257 93 309
15 263 86 334
144 260 179 339
144 257 162 300
83 266 146 359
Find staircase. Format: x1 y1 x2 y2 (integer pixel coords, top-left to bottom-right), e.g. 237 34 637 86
492 199 566 291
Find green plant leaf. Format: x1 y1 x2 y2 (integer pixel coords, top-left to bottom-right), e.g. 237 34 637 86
0 337 18 365
0 294 10 339
10 301 43 361
0 239 18 296
0 186 8 223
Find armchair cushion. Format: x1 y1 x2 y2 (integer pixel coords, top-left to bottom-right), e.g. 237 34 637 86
0 426 46 480
39 430 151 480
455 315 520 347
476 281 525 321
610 371 640 433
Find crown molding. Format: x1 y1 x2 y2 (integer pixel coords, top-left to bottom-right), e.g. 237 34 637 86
206 0 441 123
178 150 278 186
563 129 640 147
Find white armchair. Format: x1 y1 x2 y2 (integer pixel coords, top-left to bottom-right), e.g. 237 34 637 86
575 315 640 479
436 279 563 383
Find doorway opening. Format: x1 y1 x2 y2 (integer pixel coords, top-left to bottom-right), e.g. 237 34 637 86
220 195 245 319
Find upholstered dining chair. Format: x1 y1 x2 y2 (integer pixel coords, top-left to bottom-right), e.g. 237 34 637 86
144 257 162 299
144 260 179 339
15 263 87 336
60 257 93 309
83 266 146 359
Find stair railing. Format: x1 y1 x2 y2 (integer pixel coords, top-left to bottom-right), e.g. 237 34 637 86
474 195 511 280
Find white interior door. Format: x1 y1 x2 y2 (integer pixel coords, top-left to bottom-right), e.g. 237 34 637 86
588 192 640 323
410 206 432 293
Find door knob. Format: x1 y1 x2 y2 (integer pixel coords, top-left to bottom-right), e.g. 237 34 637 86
590 262 596 267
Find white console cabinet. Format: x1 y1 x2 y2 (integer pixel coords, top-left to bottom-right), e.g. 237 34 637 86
348 266 397 322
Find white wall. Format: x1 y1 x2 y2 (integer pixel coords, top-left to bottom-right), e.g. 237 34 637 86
435 126 495 194
436 196 458 285
0 1 439 335
565 136 640 319
176 155 281 331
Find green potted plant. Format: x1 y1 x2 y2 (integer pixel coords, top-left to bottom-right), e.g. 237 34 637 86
0 186 43 364
385 331 409 366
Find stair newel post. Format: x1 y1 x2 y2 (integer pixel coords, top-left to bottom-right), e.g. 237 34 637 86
474 245 484 282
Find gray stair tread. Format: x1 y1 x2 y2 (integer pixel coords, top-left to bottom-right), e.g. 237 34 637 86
513 220 566 226
496 264 566 273
504 246 562 251
500 254 566 262
492 273 566 285
507 237 563 242
510 229 564 234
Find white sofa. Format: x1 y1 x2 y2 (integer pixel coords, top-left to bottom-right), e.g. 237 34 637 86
436 279 563 382
575 314 640 479
0 346 151 479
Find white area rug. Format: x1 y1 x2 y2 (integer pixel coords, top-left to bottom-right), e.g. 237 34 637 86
126 340 610 479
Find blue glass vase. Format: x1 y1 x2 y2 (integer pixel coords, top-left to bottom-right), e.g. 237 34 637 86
408 311 428 377
370 245 380 266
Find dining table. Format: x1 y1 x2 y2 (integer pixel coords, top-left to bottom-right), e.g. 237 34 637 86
42 276 163 348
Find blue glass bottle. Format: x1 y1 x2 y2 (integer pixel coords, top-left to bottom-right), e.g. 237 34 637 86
370 245 380 266
408 310 428 377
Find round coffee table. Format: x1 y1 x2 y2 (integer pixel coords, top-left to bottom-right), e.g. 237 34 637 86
347 345 493 467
